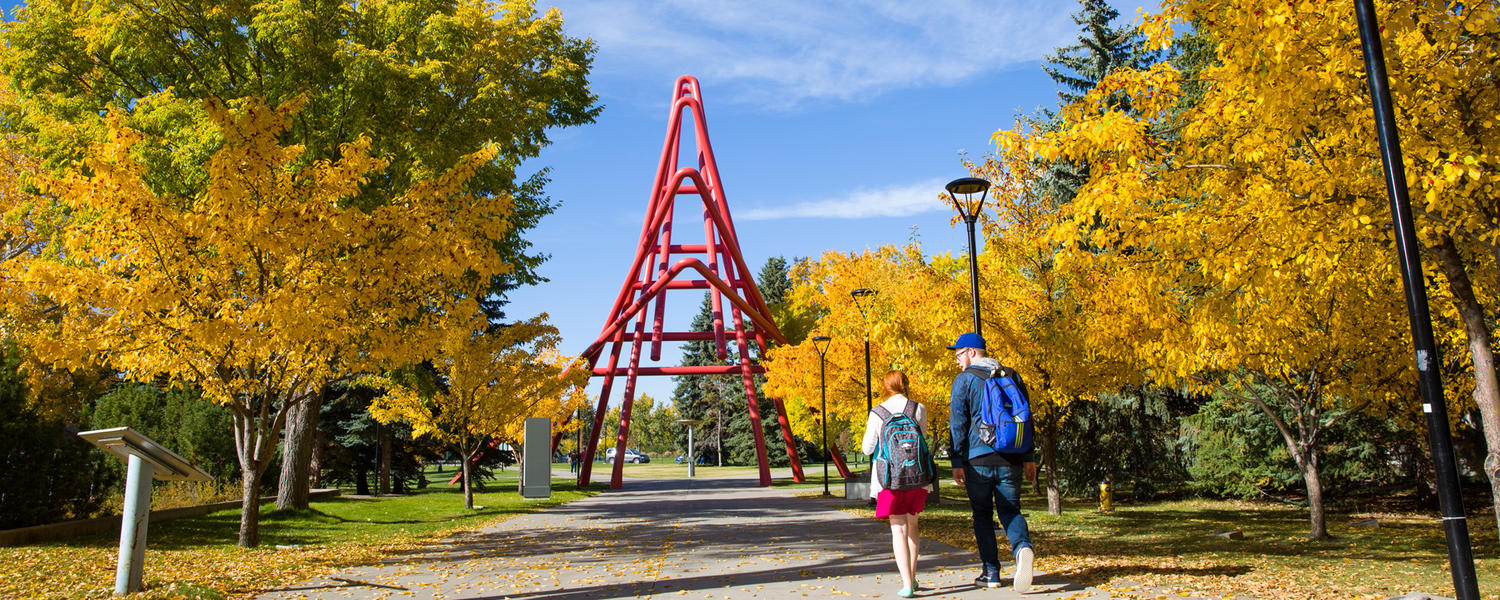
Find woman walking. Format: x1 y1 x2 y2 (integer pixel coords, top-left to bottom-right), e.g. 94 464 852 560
862 370 934 598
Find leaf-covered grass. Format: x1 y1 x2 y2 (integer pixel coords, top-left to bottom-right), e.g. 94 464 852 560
0 469 597 599
828 466 1500 599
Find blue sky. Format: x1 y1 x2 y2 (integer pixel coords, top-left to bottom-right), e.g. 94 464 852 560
511 0 1161 405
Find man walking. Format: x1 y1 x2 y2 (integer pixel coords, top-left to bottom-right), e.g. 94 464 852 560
947 332 1036 592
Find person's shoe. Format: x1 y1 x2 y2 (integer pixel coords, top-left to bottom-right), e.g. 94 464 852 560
897 587 915 598
1013 547 1034 593
974 569 1001 588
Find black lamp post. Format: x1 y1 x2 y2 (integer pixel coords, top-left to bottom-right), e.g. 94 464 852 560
850 288 878 417
947 177 990 337
851 288 878 474
812 335 832 497
1353 2 1478 597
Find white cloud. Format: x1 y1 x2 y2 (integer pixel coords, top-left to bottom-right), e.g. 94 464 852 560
544 1 1143 108
737 177 951 220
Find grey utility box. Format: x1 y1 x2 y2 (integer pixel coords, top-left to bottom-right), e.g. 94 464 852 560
845 471 871 500
520 417 551 498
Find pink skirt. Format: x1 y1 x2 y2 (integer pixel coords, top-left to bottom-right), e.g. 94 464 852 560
875 488 928 518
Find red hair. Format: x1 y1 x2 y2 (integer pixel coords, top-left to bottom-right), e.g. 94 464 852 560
882 370 910 399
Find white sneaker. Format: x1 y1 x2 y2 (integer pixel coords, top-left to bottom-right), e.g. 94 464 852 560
1013 547 1034 593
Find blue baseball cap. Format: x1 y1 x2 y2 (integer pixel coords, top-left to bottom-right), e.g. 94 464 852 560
946 332 986 350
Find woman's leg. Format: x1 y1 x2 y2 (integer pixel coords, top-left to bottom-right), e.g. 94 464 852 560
905 513 920 581
889 515 913 589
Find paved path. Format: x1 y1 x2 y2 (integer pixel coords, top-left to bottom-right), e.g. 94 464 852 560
256 473 1106 600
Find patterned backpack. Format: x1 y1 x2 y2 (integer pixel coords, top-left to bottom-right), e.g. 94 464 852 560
872 399 936 491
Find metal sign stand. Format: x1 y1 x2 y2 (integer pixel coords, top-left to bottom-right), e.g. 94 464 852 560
77 427 212 595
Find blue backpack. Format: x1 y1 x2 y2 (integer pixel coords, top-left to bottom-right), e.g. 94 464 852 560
871 400 935 491
967 366 1034 454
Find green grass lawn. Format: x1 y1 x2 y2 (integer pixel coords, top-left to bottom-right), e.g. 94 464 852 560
815 465 1500 600
0 469 597 600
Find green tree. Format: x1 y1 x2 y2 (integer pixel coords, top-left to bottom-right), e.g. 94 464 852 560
1054 387 1197 500
628 395 678 456
672 293 734 462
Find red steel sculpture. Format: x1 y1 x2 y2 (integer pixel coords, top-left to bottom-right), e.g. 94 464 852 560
562 75 831 489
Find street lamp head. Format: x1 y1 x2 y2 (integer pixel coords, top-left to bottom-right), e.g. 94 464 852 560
946 177 991 223
850 287 878 319
811 335 832 356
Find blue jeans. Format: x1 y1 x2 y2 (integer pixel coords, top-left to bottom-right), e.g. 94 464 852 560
963 463 1033 571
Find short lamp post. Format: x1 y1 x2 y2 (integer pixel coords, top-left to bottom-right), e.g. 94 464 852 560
812 335 833 497
675 419 709 478
947 177 990 337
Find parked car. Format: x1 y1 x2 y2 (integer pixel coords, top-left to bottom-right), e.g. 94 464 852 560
604 448 651 463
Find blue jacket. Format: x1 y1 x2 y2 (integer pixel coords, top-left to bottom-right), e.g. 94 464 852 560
949 357 1036 469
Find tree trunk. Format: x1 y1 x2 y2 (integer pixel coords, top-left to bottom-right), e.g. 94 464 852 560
239 467 264 548
1239 379 1333 542
310 428 325 489
275 392 323 510
1300 450 1330 540
1432 236 1500 536
378 421 392 495
355 465 370 496
1043 418 1061 516
461 450 475 510
231 398 291 549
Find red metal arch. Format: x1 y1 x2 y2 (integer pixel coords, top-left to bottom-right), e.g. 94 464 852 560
563 76 812 489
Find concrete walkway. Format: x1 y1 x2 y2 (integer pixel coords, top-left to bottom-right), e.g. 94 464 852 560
256 472 1107 600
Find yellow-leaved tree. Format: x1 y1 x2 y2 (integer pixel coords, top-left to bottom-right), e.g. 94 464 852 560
19 95 516 546
963 150 1139 514
764 175 1135 516
367 314 589 510
765 245 963 459
995 0 1496 537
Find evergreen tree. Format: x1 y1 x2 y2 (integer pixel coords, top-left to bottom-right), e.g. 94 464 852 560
671 293 737 463
1054 387 1199 500
1041 0 1151 106
1027 0 1156 206
670 257 815 466
86 383 239 485
317 384 432 495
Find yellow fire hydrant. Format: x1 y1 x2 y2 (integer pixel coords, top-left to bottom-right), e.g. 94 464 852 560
1098 481 1113 512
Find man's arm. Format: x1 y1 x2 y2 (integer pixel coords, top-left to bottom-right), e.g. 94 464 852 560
949 374 969 485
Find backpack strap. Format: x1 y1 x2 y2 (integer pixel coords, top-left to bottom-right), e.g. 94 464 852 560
902 399 918 420
963 365 992 379
871 405 894 422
